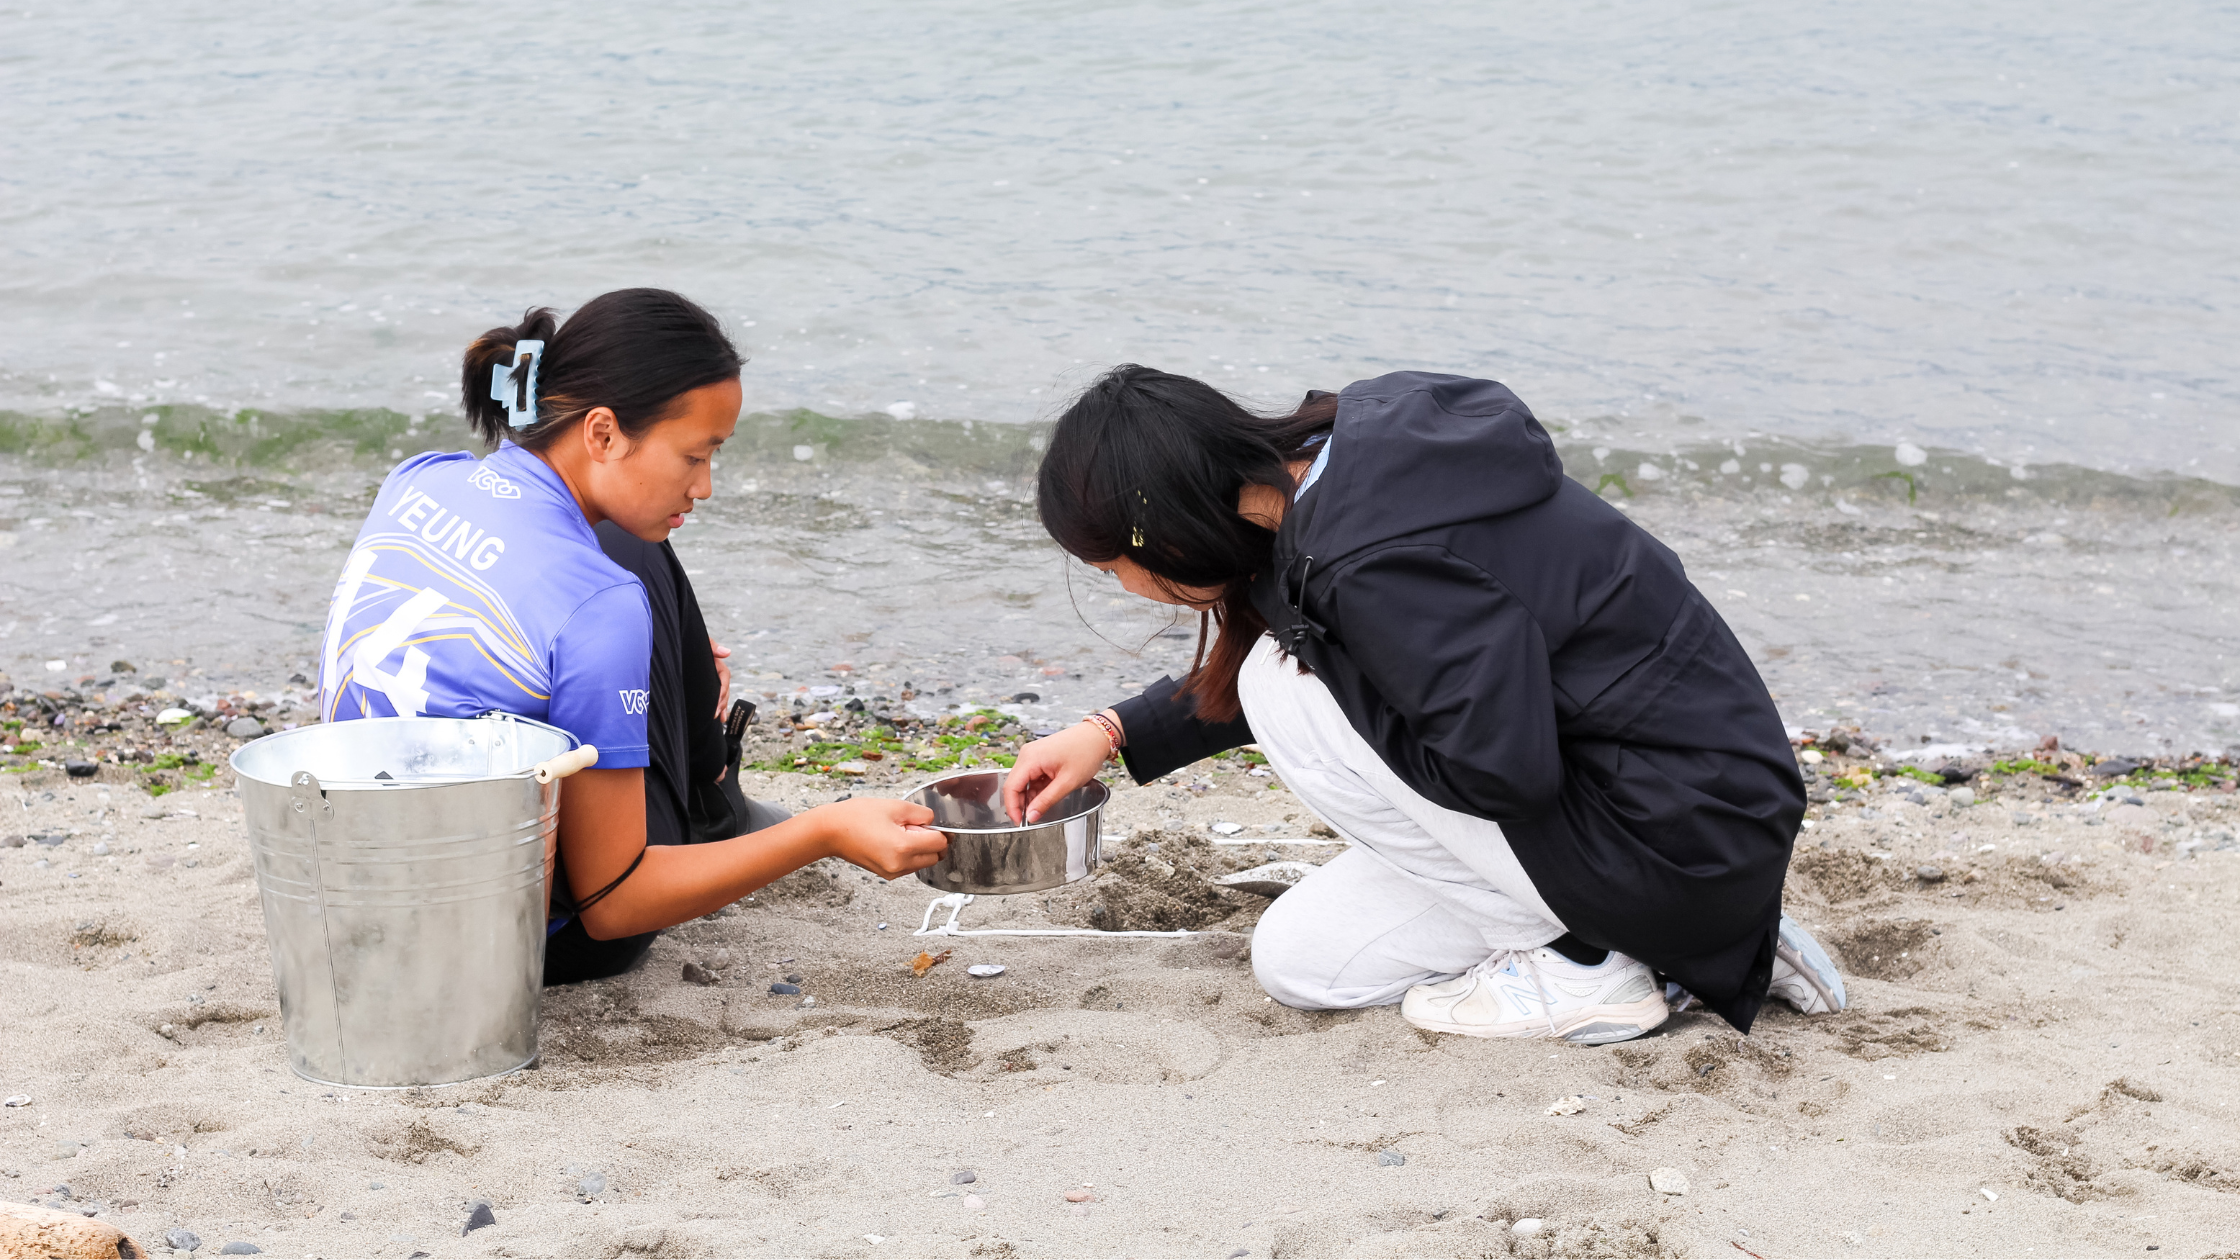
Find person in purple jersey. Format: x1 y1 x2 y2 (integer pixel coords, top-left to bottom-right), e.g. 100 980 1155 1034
321 289 946 983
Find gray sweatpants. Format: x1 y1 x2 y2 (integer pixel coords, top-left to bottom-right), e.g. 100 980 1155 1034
1235 634 1568 1009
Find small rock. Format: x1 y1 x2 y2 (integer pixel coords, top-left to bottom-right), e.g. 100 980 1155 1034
462 1201 496 1234
140 805 168 819
367 1181 384 1190
1512 1218 1545 1237
1229 1250 1250 1259
1209 822 1244 836
578 1172 606 1197
680 962 716 986
155 709 194 727
711 948 733 968
1376 1150 1406 1167
770 982 801 995
64 760 98 779
950 1170 976 1185
966 964 1005 979
34 834 66 846
3 1095 29 1107
1914 865 1946 883
166 1227 202 1251
1546 1095 1586 1116
1979 1187 1998 1202
90 841 111 857
217 1244 261 1256
224 718 265 740
962 1194 986 1212
1649 1167 1690 1195
785 973 803 984
1064 1190 1095 1202
1948 787 1977 807
832 760 869 776
797 996 817 1008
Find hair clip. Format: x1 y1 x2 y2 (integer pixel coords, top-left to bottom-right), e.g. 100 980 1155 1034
489 339 544 428
1131 525 1145 548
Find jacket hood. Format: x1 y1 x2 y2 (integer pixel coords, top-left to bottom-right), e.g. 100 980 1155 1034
1287 372 1564 560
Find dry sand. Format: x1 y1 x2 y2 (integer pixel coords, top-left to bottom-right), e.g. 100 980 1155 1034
5 757 2240 1259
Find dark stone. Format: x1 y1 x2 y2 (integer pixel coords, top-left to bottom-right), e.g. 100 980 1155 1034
785 973 803 984
950 1170 976 1184
110 660 137 674
1937 762 1979 783
64 760 98 778
770 982 801 995
844 698 866 712
680 962 717 986
165 1228 202 1251
2091 758 2141 777
288 673 309 685
463 1201 496 1234
34 833 65 846
1915 865 1946 883
1010 692 1041 704
217 1244 262 1255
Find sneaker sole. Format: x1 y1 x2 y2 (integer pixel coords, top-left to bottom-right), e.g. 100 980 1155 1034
1776 915 1847 1013
1403 993 1670 1044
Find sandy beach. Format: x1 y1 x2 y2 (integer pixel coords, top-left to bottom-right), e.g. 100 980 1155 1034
6 727 2239 1259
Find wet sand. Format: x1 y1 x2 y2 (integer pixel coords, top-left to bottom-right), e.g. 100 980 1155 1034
5 749 2240 1258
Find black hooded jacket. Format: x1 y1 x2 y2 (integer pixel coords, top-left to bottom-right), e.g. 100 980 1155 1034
1110 372 1803 1031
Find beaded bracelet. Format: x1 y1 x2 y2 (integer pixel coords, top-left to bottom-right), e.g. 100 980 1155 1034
1083 712 1125 755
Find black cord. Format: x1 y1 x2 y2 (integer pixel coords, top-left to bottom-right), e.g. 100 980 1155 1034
563 845 648 916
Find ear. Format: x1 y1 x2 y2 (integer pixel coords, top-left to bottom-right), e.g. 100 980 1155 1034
580 406 624 463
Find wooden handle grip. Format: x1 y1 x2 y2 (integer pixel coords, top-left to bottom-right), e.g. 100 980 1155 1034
533 745 599 783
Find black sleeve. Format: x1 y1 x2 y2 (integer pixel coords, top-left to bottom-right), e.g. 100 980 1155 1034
1326 545 1563 819
1110 674 1255 784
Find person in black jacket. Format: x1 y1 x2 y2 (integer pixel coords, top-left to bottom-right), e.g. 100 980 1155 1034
1004 367 1847 1039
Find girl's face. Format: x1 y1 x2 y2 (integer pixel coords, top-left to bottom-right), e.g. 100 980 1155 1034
1090 556 1224 610
582 378 742 541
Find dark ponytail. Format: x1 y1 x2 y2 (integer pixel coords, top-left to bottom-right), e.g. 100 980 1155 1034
459 288 742 452
1036 365 1336 722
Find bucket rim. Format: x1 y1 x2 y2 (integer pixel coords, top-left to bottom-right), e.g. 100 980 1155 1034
228 714 580 792
904 766 1108 835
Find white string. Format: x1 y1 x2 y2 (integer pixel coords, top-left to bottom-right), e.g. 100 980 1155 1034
912 893 1207 939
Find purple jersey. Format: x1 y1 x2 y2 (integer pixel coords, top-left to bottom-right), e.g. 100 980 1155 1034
318 443 652 769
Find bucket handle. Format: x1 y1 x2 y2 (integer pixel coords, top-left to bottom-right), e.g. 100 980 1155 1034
533 745 599 784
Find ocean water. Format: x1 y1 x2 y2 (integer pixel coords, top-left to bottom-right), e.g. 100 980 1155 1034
2 1 2235 755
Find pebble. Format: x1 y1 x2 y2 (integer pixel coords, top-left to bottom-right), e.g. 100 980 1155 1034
1546 1095 1586 1116
962 1194 987 1212
1064 1190 1095 1202
711 948 733 968
1209 822 1243 835
1376 1150 1406 1167
770 982 801 995
1915 865 1946 883
224 717 266 739
63 760 97 778
797 996 817 1008
217 1244 261 1256
141 805 169 819
785 973 803 984
966 964 1006 978
90 841 110 857
950 1170 976 1185
1649 1167 1690 1195
156 708 194 726
34 834 66 846
462 1201 496 1234
367 1181 384 1190
1511 1218 1545 1237
165 1228 202 1251
680 962 717 986
1948 787 1977 807
3 1094 30 1107
578 1172 607 1197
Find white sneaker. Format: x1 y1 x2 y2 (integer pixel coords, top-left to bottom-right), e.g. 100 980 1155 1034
1767 914 1847 1014
1401 947 1669 1044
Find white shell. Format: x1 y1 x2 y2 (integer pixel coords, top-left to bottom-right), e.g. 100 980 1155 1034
966 964 1006 978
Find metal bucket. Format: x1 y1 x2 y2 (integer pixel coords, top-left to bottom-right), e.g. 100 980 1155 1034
909 768 1107 895
230 714 575 1088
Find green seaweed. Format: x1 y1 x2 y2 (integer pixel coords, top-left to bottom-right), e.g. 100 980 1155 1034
1874 470 1919 503
1594 473 1632 499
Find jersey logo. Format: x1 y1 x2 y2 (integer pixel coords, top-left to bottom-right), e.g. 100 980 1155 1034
618 689 649 715
468 466 522 499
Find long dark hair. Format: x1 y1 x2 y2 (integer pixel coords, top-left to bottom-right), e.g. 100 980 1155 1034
459 288 742 452
1037 365 1336 722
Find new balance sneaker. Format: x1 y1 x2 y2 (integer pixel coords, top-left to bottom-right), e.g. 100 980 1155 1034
1400 947 1669 1044
1767 914 1847 1014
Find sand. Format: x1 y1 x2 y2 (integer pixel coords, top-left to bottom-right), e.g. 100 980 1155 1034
5 755 2240 1259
